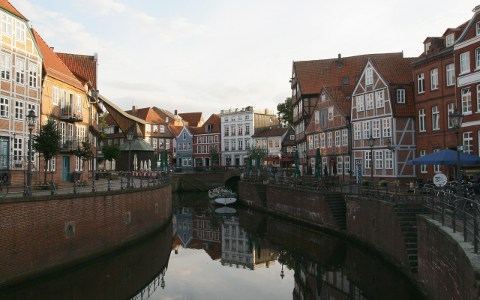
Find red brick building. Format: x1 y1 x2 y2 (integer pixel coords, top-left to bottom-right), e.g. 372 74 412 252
193 114 221 167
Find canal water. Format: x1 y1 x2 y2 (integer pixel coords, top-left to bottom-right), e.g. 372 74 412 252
0 193 425 300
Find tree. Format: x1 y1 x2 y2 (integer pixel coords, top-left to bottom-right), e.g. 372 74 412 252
277 97 293 127
75 141 94 182
209 147 220 166
32 116 60 184
103 143 120 170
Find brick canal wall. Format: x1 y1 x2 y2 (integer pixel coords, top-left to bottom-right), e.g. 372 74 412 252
239 181 480 300
0 184 172 287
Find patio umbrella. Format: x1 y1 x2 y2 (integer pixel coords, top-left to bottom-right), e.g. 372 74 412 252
315 148 322 179
406 149 480 165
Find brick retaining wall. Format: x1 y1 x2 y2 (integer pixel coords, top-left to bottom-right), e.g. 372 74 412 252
0 184 172 287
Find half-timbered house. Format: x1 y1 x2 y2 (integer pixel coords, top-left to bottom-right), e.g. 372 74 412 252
351 56 416 182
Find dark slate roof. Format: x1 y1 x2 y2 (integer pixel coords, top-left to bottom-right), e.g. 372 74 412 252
119 138 154 152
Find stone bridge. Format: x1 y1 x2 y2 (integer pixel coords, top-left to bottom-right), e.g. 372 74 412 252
171 170 242 192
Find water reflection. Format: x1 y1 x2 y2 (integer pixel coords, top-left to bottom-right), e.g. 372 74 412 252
169 193 424 300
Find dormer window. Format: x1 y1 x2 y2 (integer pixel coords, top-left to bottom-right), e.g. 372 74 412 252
477 22 480 36
343 76 349 85
425 42 431 54
321 94 326 102
365 67 373 85
445 34 454 47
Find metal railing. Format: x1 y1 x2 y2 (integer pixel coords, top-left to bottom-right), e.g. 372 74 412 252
241 173 480 253
0 171 171 199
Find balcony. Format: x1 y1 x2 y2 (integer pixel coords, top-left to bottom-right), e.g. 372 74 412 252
60 139 80 153
60 106 83 122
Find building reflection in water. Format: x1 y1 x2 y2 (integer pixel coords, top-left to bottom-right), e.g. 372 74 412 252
171 202 424 300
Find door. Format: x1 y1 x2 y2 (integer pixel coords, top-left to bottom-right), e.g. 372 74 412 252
62 156 70 181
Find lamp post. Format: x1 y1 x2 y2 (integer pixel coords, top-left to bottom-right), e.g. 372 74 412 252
25 109 37 196
127 129 134 189
368 135 375 185
450 108 464 196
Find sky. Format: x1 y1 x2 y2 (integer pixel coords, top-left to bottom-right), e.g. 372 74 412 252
11 0 480 118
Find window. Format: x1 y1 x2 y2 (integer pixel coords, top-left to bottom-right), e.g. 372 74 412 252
365 151 372 170
432 106 440 130
328 107 334 120
14 101 23 120
160 125 165 133
418 109 426 132
45 157 56 172
15 58 24 84
420 150 427 173
313 135 318 149
430 68 438 90
1 13 12 36
372 119 380 138
231 125 236 136
245 124 250 135
477 22 480 36
356 95 364 112
382 118 391 137
417 73 425 94
28 62 37 88
445 34 454 47
342 129 348 146
375 151 383 169
337 156 343 175
464 131 473 154
314 111 319 124
15 20 25 42
238 125 243 136
344 156 350 174
146 124 151 132
476 48 480 70
362 121 371 139
245 139 250 150
153 125 158 133
460 52 470 74
354 123 361 140
335 131 340 147
231 139 236 151
366 93 374 110
448 103 455 128
0 97 8 117
320 133 325 148
13 137 22 163
327 132 332 148
0 53 10 80
446 63 455 86
238 139 243 150
385 150 393 169
461 88 472 114
375 90 384 108
365 67 373 85
52 86 59 105
224 126 229 136
425 42 431 54
396 89 405 104
224 140 229 151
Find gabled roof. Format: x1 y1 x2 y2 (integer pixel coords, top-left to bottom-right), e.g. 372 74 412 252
126 107 165 123
323 86 353 117
152 107 183 125
179 112 203 127
56 52 97 90
32 29 84 90
369 56 415 84
252 127 289 138
293 52 404 95
195 114 221 134
0 0 27 21
169 125 184 137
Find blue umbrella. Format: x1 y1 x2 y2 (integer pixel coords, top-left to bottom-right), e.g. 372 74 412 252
406 149 480 165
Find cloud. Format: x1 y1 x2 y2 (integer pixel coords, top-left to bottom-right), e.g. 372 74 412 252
75 0 126 15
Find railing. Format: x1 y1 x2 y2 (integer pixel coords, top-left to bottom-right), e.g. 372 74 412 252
241 173 480 253
0 171 171 200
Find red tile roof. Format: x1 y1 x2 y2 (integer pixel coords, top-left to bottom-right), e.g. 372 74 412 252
179 112 203 127
56 52 97 90
293 52 404 95
324 86 353 116
32 29 84 90
252 127 288 138
0 0 27 20
370 56 415 85
126 107 165 123
195 114 221 134
169 125 184 137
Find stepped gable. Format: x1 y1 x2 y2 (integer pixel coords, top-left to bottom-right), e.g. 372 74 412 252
293 52 404 95
0 0 27 20
56 52 97 90
32 29 84 90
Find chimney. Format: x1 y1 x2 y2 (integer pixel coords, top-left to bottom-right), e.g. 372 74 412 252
132 106 138 114
174 109 178 115
337 53 344 68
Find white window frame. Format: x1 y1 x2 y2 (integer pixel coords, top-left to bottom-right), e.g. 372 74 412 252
366 93 374 110
397 89 405 104
382 118 391 137
0 52 10 81
432 106 440 130
320 133 325 148
464 131 473 154
448 103 455 129
460 52 471 74
14 100 23 120
362 121 371 139
372 119 380 138
334 130 340 147
375 151 383 169
365 67 373 85
0 97 8 118
354 123 361 141
445 34 454 47
342 129 348 146
417 73 425 94
328 107 334 120
433 149 441 173
476 48 480 70
15 58 25 84
14 20 25 43
385 150 393 169
420 150 427 173
446 63 455 87
419 109 426 132
327 132 332 148
430 68 438 90
1 13 12 37
375 90 384 108
356 95 364 112
462 87 472 114
337 156 343 175
365 151 372 170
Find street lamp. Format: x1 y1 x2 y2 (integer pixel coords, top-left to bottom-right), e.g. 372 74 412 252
25 109 37 196
127 129 134 189
280 264 284 279
450 108 464 196
368 135 375 185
